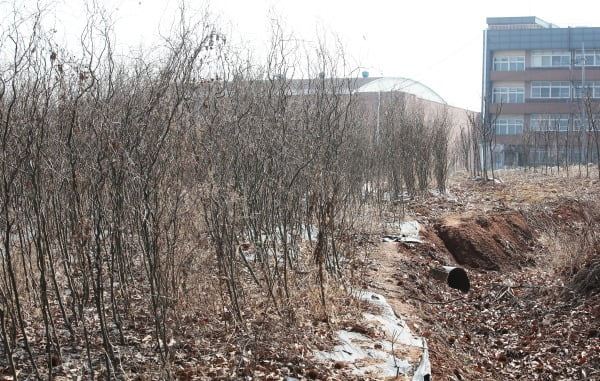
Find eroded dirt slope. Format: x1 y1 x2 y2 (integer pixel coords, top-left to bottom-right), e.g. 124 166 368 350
435 211 536 271
365 171 600 380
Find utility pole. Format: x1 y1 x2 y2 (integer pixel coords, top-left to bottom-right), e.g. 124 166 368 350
581 42 588 166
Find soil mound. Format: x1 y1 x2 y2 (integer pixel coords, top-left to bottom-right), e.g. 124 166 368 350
434 211 535 271
551 199 592 224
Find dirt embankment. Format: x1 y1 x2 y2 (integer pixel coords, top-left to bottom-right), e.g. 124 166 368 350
376 195 600 380
434 211 537 271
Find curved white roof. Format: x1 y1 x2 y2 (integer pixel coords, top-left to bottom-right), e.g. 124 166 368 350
356 77 446 104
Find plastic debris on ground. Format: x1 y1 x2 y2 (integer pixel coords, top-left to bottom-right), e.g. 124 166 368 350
315 290 431 380
382 220 423 243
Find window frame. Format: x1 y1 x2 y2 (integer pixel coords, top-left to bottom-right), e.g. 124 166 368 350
530 114 570 132
492 87 525 103
530 50 571 68
574 49 600 67
495 118 524 135
493 55 525 71
573 81 600 99
530 81 571 99
574 114 600 131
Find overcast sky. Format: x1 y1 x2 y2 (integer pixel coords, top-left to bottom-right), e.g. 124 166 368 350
39 0 600 110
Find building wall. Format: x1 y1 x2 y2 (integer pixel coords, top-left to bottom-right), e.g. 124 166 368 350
355 91 472 141
482 17 600 168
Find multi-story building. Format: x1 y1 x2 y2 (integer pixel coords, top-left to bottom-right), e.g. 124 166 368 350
482 16 600 168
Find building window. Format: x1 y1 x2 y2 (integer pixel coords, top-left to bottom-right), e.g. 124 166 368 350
531 50 571 67
493 56 525 71
530 114 569 131
574 82 600 99
574 116 585 131
495 118 524 135
530 81 570 99
492 87 524 103
575 49 600 66
574 114 600 130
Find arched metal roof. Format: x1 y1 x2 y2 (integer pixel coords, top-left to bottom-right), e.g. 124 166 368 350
356 77 447 104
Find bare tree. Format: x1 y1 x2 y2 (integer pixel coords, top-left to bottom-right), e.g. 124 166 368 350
431 108 451 192
458 123 473 175
582 93 600 177
467 111 483 177
470 100 501 180
0 3 465 378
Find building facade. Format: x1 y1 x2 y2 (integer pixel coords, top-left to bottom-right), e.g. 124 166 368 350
482 17 600 168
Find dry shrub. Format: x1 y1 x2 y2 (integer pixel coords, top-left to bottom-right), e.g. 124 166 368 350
570 227 600 295
540 200 600 295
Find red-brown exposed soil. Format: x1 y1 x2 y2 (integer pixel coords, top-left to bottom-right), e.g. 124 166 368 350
364 171 600 380
551 199 591 223
434 211 536 271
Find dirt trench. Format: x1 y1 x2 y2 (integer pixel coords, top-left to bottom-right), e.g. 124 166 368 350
365 199 599 379
434 211 537 271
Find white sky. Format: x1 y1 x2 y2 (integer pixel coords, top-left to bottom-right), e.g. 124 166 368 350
24 0 600 110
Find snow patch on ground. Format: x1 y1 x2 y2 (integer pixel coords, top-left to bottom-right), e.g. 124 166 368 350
315 290 431 380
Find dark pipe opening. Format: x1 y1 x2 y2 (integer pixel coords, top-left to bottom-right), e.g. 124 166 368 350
447 267 470 293
430 266 471 293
